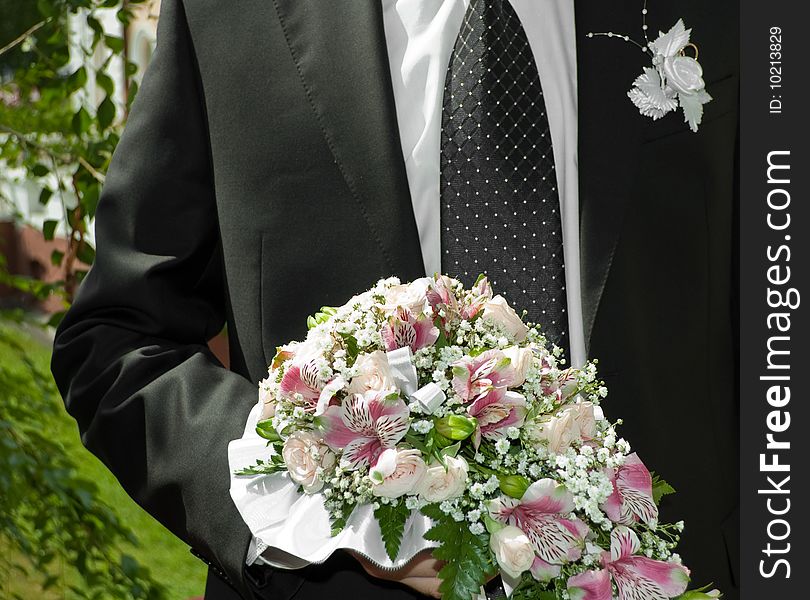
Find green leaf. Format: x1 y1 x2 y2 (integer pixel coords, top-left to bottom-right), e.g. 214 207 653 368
482 512 504 536
127 79 140 109
31 163 49 177
96 71 115 96
433 316 449 348
422 504 497 600
330 502 357 536
374 501 412 561
104 35 125 53
97 95 115 129
674 583 721 599
435 414 477 441
76 242 95 265
42 220 58 241
339 332 360 360
50 249 64 266
255 419 281 442
71 107 91 135
80 183 100 218
69 66 88 91
441 441 461 458
498 474 530 499
38 188 53 205
86 15 104 35
651 473 676 505
234 456 286 476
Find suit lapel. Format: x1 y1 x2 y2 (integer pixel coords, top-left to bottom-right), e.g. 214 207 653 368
271 0 425 281
575 0 645 352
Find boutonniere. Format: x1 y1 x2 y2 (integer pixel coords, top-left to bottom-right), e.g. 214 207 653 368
588 2 712 132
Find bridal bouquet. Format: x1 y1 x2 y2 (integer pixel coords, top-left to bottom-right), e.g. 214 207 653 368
229 274 718 600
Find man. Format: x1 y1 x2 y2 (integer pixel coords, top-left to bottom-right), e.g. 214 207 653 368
51 1 739 599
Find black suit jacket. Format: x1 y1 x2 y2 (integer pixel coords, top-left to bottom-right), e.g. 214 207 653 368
50 1 739 599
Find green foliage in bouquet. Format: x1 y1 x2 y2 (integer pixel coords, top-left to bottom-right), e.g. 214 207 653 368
373 501 411 563
422 503 498 600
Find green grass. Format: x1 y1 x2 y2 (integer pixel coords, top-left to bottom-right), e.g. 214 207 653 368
0 322 207 599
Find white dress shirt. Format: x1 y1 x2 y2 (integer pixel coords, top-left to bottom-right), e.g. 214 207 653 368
381 0 585 368
251 0 584 569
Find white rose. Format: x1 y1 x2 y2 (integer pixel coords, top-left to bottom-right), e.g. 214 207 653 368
347 351 397 394
663 55 705 95
281 431 336 494
417 455 469 502
532 410 580 454
570 402 597 440
382 278 430 314
482 295 528 342
369 448 427 498
503 346 533 386
489 525 535 579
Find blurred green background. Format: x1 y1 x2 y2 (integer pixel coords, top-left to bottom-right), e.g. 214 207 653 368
1 1 210 597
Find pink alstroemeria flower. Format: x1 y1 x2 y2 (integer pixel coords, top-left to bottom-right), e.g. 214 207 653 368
452 349 515 404
566 526 689 600
318 389 410 469
279 351 324 411
426 274 459 315
536 355 577 403
490 479 589 574
381 307 440 353
459 276 493 320
468 390 527 447
601 453 659 526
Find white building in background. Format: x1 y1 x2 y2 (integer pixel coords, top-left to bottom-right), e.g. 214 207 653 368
0 1 160 311
1 1 159 231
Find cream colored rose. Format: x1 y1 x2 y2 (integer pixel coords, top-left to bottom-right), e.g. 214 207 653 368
482 295 528 342
503 346 533 386
417 455 468 502
663 55 705 95
347 351 396 395
490 525 535 579
547 410 580 454
281 431 335 494
369 448 427 498
531 402 599 453
382 278 430 314
570 402 597 440
531 409 580 454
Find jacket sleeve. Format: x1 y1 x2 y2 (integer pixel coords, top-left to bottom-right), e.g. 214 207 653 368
50 0 258 596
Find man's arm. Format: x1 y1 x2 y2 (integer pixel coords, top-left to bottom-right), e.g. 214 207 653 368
50 0 257 595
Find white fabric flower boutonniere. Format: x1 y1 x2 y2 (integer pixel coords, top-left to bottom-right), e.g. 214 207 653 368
589 3 712 132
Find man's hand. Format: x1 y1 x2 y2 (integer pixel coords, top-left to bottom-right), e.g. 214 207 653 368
349 549 443 599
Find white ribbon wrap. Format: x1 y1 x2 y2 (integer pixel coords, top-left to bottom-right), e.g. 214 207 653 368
229 403 438 570
385 346 446 414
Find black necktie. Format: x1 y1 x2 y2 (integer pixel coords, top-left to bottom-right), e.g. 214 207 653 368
440 0 569 356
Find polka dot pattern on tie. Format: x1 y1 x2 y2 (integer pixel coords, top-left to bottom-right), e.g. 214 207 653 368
439 0 569 354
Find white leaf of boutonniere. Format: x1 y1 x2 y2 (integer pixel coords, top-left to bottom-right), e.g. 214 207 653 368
651 18 691 59
679 89 713 133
